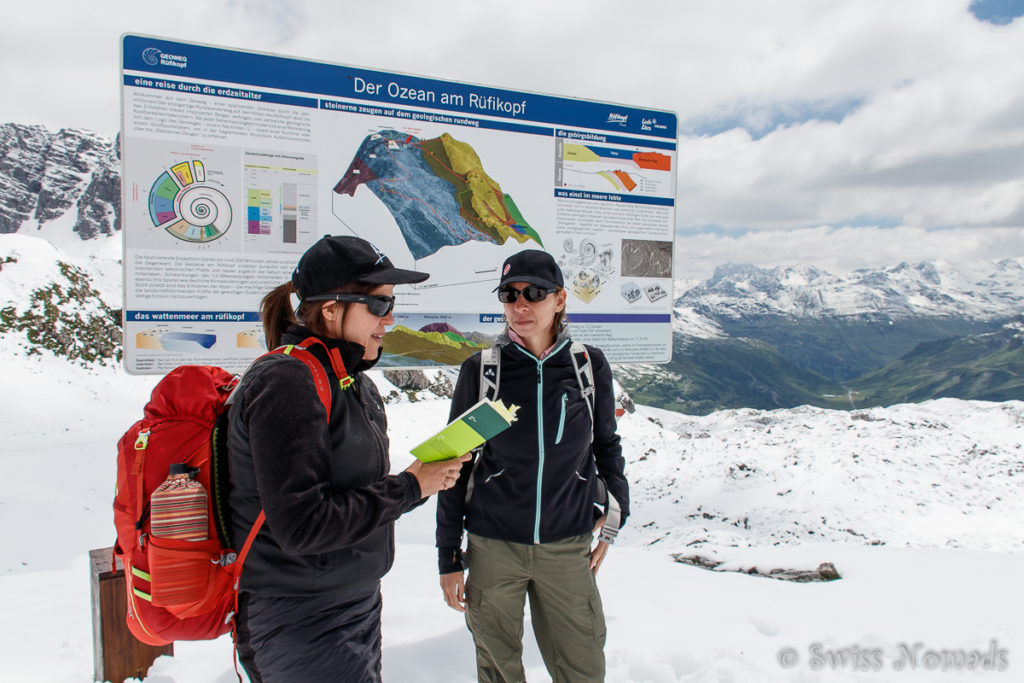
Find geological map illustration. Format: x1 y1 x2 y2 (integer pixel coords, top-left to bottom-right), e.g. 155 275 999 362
334 130 542 260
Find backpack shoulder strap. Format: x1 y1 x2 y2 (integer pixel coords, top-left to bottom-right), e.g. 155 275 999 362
568 342 623 543
292 336 354 390
229 509 266 574
275 336 354 415
479 346 500 402
467 347 500 506
231 508 266 665
568 341 596 440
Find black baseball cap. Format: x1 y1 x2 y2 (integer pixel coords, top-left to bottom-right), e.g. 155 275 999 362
494 249 564 291
292 235 428 299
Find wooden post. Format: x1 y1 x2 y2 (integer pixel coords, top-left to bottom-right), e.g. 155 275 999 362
90 547 173 683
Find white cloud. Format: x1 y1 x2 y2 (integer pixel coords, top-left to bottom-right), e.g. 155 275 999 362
2 0 1023 269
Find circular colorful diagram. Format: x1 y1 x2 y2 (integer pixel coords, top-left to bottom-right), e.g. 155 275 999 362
148 160 232 243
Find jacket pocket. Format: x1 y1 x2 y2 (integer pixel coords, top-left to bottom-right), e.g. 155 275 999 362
589 593 607 646
554 393 568 444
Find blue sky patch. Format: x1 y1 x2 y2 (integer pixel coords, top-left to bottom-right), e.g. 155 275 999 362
682 97 865 140
969 0 1024 24
676 216 902 238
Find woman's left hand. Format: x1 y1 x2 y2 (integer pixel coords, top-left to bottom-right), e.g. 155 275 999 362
589 540 610 574
590 516 610 574
405 453 471 498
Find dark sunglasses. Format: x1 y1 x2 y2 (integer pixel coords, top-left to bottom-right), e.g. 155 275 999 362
497 285 558 304
306 293 395 317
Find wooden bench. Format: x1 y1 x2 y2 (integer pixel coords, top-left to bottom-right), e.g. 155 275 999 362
90 547 173 682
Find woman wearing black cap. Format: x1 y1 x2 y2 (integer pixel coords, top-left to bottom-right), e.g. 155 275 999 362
436 249 629 682
227 235 468 683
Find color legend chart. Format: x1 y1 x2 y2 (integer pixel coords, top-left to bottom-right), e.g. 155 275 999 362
242 150 318 253
247 189 272 235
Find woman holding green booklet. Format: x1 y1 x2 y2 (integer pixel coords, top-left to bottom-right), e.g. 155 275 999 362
228 235 468 683
436 249 630 683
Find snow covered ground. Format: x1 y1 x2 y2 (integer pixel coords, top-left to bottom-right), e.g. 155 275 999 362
1 347 1022 682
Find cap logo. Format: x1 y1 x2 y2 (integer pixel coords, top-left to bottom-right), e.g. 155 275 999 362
368 242 386 265
503 264 511 275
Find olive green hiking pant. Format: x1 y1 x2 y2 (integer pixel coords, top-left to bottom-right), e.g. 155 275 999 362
465 533 606 683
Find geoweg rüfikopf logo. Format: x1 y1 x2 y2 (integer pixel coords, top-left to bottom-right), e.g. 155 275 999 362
142 47 161 66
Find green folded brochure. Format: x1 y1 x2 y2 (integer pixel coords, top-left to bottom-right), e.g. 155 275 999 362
411 398 519 462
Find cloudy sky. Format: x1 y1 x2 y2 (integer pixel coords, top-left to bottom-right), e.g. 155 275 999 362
2 0 1023 279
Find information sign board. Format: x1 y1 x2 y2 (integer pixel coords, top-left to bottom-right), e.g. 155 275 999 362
121 34 677 373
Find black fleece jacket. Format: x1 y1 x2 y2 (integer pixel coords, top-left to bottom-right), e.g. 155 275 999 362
228 326 422 598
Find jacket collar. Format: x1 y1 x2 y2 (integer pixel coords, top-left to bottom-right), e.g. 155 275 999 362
281 325 381 374
497 320 572 359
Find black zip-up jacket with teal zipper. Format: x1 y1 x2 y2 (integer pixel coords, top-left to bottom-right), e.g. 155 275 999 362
436 332 629 572
228 326 422 598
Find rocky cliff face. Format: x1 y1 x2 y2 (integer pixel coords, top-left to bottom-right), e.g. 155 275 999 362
0 123 119 240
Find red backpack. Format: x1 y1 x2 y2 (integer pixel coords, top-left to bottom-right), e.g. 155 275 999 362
113 338 350 645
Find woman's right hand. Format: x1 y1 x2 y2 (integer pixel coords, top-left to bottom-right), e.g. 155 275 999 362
440 571 467 612
405 453 471 498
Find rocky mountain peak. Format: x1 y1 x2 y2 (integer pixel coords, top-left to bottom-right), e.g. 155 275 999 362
0 123 119 240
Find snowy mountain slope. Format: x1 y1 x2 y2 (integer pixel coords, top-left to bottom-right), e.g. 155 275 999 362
681 260 1024 322
664 260 1024 392
0 233 122 364
673 304 727 340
